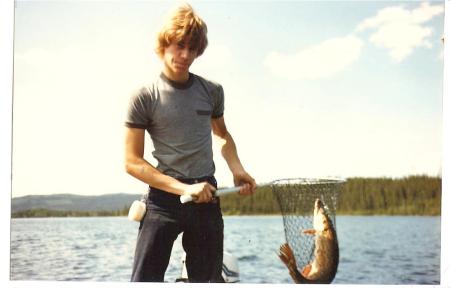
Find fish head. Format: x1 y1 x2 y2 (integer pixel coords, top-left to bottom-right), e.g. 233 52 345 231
313 199 332 232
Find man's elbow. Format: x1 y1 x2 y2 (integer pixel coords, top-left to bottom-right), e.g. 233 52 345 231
124 157 138 175
123 160 132 176
213 129 230 140
124 161 133 175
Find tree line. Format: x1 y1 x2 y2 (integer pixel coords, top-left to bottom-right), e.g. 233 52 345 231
12 206 130 218
12 176 441 218
219 175 441 215
337 175 441 215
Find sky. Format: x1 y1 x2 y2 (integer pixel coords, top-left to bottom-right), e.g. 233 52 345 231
9 0 446 198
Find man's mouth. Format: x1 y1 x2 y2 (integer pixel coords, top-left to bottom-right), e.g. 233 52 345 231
175 62 188 69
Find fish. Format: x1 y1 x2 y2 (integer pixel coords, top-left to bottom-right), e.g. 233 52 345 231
278 198 339 284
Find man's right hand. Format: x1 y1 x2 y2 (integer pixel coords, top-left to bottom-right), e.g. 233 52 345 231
184 182 216 203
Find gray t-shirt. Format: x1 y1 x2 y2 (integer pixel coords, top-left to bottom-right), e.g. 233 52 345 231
125 73 224 179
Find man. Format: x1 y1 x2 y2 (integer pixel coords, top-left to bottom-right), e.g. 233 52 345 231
124 3 256 282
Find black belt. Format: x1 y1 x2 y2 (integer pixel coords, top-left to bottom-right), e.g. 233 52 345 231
176 175 216 186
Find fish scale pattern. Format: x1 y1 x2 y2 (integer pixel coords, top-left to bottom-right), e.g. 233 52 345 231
272 178 343 268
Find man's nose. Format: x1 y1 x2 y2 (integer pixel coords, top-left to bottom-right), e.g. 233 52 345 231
180 48 189 58
180 48 194 59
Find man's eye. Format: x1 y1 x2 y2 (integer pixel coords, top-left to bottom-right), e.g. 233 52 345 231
177 42 185 48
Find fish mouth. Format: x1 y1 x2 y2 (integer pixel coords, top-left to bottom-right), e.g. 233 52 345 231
315 199 324 210
314 198 328 217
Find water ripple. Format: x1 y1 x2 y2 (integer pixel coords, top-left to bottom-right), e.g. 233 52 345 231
10 216 440 284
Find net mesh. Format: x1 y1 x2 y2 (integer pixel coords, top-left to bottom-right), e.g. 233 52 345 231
272 178 344 268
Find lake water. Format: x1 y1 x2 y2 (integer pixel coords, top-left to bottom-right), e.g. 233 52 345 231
10 215 440 284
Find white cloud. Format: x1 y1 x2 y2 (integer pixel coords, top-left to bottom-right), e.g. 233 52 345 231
263 35 363 80
356 2 444 62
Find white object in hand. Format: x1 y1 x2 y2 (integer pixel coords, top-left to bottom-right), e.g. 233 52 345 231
180 186 242 203
128 200 146 221
179 181 274 204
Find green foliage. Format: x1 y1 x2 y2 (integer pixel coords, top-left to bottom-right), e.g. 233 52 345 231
12 176 441 218
337 175 441 215
220 185 280 215
220 175 441 216
11 205 131 218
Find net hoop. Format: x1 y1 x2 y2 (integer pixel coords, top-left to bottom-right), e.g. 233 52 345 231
271 177 346 186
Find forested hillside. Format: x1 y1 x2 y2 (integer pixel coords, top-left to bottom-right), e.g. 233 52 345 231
220 176 441 215
337 176 441 215
12 176 441 217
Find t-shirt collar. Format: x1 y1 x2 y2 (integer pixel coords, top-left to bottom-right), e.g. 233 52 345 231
160 72 195 90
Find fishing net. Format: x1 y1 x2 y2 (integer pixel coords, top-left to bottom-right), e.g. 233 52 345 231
272 178 344 269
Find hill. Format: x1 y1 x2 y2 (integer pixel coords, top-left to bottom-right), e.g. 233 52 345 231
11 176 441 217
11 193 141 214
219 175 441 216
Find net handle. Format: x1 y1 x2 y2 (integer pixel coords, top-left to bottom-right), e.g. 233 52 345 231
180 182 273 203
179 177 346 203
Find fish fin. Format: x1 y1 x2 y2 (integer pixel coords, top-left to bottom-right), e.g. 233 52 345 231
303 229 316 235
278 243 304 284
302 264 312 276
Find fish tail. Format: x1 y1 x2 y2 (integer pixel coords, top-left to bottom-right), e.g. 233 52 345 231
278 243 309 284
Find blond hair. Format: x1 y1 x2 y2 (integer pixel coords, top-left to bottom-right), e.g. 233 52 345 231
155 3 208 57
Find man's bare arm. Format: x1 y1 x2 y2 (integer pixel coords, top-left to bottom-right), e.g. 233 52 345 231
211 116 256 194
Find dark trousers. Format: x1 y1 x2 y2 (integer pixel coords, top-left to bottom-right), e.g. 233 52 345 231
130 176 224 282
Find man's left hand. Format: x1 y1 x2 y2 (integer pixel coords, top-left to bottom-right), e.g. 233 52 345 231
233 171 256 195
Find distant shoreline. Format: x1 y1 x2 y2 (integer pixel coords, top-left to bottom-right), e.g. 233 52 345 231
11 209 441 218
11 176 441 218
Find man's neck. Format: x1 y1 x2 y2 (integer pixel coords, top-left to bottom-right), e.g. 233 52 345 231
162 68 190 84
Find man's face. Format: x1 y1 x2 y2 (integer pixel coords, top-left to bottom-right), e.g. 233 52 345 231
163 40 198 77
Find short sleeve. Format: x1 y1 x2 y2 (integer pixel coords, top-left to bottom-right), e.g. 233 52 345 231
125 88 151 129
212 85 224 119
